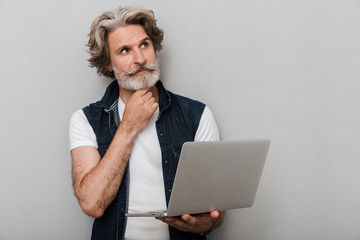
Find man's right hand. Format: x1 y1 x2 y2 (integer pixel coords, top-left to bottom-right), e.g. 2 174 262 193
121 88 159 134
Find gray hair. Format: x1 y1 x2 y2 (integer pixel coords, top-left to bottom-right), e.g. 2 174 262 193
87 7 164 78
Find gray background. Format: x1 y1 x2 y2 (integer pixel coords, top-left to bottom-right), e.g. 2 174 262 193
1 0 359 239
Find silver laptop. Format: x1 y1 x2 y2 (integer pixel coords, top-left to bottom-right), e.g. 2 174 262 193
125 139 270 217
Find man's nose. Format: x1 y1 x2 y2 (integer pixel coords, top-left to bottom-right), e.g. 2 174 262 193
133 49 146 65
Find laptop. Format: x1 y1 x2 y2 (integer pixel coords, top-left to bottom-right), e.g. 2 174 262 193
125 139 270 217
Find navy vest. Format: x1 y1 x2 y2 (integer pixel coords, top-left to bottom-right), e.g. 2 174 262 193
83 80 207 240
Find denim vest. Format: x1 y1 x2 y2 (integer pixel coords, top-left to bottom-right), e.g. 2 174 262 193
83 80 207 240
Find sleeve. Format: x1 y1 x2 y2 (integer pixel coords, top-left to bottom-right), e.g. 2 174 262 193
69 109 98 151
194 106 220 141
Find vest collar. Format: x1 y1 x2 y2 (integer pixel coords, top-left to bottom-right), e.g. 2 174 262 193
156 80 172 117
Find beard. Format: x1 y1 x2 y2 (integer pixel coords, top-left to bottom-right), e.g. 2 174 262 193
113 60 160 91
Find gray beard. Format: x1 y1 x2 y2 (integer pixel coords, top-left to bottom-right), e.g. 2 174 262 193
113 62 160 91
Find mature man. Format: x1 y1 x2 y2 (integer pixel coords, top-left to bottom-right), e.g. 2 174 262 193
69 6 225 240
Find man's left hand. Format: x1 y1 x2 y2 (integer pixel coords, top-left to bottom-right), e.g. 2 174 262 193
156 210 225 234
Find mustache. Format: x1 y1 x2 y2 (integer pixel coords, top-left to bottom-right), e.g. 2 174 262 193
124 63 158 76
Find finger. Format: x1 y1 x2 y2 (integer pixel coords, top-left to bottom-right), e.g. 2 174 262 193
210 210 220 220
143 91 154 101
151 102 159 113
147 95 156 104
181 214 197 225
149 100 158 111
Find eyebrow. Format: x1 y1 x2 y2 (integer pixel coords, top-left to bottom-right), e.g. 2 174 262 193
140 37 151 43
115 37 151 53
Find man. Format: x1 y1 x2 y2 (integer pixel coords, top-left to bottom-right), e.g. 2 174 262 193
69 6 225 240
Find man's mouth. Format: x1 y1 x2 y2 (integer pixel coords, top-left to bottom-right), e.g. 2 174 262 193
136 68 149 74
132 67 152 76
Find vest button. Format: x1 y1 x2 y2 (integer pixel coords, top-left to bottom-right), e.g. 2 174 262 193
164 160 168 165
159 132 164 137
168 188 172 193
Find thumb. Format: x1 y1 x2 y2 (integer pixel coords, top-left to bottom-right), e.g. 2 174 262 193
210 211 219 220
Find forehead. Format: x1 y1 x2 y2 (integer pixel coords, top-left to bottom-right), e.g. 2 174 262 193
108 24 149 48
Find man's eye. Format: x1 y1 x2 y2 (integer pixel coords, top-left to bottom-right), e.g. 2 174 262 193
140 42 148 48
121 48 129 54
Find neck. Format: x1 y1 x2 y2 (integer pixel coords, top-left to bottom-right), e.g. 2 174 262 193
119 85 159 104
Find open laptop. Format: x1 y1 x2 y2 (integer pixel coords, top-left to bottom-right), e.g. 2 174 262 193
125 139 270 217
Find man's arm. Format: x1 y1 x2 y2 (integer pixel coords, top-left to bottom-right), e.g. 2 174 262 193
71 89 158 218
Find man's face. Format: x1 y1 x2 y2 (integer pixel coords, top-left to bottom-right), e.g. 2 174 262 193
107 24 160 91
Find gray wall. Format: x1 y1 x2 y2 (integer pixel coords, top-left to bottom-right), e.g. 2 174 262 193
1 0 359 239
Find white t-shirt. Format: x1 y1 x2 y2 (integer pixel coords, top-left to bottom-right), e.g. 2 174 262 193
69 98 219 240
